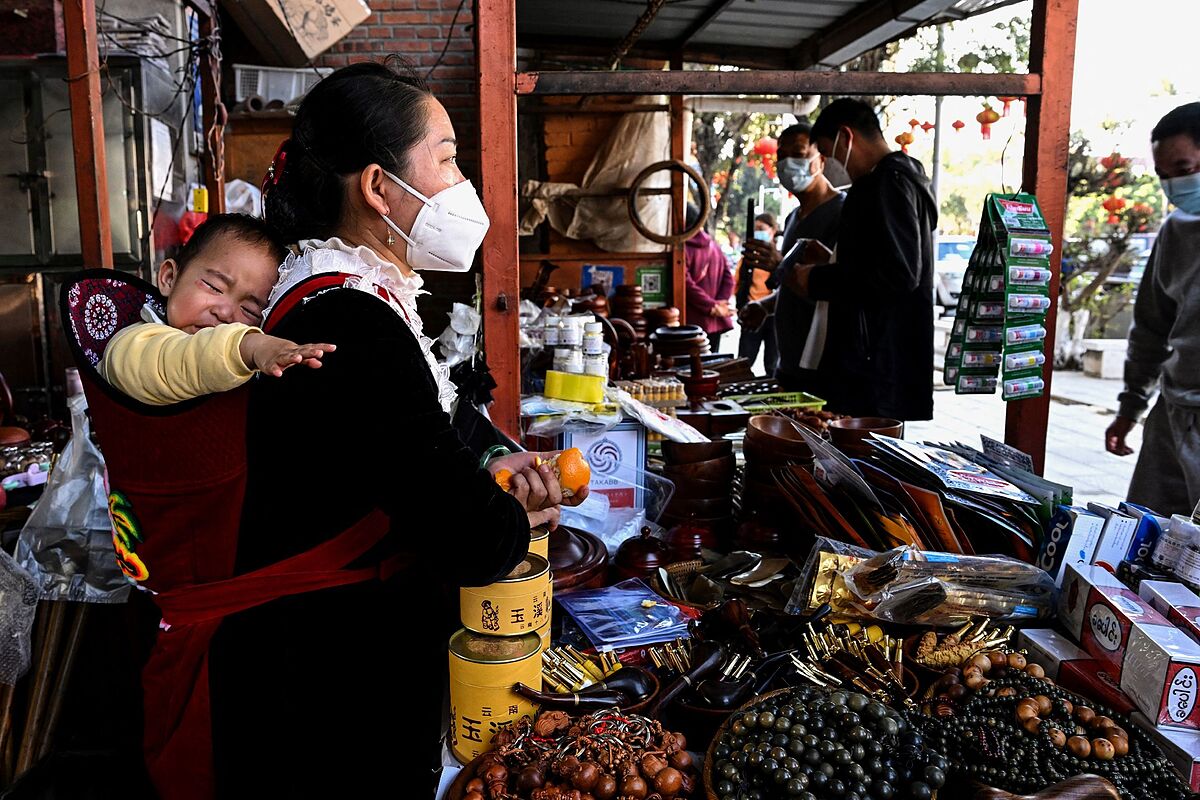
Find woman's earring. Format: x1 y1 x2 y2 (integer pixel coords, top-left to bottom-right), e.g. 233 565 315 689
387 231 396 246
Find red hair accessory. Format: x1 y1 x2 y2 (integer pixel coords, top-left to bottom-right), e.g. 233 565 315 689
262 139 289 196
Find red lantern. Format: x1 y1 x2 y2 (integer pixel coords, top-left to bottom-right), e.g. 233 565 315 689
976 104 1001 140
1100 152 1129 172
952 120 965 133
753 137 777 156
908 117 921 132
920 121 935 134
997 96 1018 117
895 131 915 153
1102 195 1126 224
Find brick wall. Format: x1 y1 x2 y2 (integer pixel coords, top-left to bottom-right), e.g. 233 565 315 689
314 0 480 177
539 97 624 258
312 0 479 323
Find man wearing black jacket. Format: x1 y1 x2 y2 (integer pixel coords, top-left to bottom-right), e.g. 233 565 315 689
786 99 938 421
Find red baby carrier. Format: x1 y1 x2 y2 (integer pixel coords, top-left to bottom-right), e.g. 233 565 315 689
61 270 397 800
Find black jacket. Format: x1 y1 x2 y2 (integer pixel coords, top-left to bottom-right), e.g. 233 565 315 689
807 152 938 421
208 288 530 797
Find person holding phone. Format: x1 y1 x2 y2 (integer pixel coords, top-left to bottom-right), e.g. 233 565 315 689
736 212 780 370
739 123 845 394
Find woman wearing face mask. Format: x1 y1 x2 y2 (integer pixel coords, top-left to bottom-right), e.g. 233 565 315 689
203 60 583 797
736 213 779 370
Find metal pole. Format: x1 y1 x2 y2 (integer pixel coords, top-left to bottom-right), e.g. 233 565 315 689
670 54 687 318
198 11 226 214
64 0 114 267
930 25 945 204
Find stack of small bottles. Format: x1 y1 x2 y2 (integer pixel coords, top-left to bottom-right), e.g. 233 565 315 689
944 193 1054 401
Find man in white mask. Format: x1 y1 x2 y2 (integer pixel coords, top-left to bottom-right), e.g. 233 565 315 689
740 122 845 393
1106 102 1200 516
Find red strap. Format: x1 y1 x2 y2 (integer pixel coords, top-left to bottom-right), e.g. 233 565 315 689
264 272 410 334
154 509 402 628
264 274 349 334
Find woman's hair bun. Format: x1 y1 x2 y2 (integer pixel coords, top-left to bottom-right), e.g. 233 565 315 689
264 58 434 244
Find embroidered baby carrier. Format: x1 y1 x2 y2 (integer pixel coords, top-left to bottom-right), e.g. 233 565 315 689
61 270 398 800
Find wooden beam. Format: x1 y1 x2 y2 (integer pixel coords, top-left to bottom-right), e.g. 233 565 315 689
516 70 1041 98
64 0 113 267
674 0 738 49
198 12 226 214
1004 0 1080 473
476 0 521 438
669 54 687 318
519 102 669 115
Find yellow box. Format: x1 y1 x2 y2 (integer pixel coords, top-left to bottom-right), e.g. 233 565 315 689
461 554 551 636
543 370 605 404
448 629 541 764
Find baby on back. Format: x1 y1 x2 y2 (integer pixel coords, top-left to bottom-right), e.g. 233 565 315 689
100 214 334 405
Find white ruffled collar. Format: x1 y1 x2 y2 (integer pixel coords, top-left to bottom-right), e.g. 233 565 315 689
263 238 457 414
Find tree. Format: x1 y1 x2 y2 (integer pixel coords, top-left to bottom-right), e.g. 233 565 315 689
940 192 972 233
693 111 782 236
1055 132 1163 365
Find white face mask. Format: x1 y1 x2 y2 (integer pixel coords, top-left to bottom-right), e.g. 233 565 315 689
829 130 854 190
380 170 491 272
777 156 817 195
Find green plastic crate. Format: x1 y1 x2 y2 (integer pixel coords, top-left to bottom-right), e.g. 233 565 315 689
725 391 826 413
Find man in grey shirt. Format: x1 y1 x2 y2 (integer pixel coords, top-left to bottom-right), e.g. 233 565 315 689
1106 102 1200 516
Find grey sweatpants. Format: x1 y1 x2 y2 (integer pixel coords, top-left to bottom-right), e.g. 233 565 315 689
1127 398 1200 517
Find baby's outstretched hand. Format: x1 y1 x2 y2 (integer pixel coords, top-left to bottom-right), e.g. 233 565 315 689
241 332 336 377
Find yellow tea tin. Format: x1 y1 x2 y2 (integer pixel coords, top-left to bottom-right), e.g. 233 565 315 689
529 526 549 560
461 554 551 636
447 629 541 764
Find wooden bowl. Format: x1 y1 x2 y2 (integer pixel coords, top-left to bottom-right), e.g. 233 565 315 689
742 437 813 467
549 526 609 593
745 415 813 458
665 495 733 518
702 688 792 799
0 427 31 447
671 477 729 501
662 455 736 483
662 438 733 465
828 416 904 444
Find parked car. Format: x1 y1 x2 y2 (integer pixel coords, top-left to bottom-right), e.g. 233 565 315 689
933 234 975 313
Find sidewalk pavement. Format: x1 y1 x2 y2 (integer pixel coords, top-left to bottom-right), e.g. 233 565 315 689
733 313 1140 506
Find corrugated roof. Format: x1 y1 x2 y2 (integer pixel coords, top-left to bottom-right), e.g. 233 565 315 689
517 0 1025 70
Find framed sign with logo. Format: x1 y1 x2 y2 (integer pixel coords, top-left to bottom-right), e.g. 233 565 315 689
560 421 647 510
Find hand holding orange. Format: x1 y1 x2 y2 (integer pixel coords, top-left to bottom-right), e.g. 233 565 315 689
494 448 591 499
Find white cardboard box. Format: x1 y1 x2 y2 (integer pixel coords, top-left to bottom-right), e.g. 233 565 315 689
1088 503 1139 571
1141 580 1200 647
1016 628 1090 680
1060 563 1200 729
1131 712 1200 791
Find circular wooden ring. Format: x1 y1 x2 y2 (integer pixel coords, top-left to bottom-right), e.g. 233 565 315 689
627 159 710 245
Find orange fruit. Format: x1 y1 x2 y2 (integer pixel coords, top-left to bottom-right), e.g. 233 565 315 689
551 448 591 498
491 449 590 498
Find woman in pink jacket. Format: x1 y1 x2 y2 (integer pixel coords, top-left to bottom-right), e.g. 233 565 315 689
684 205 736 351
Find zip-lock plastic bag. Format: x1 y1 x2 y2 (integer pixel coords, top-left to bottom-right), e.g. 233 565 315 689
16 394 130 604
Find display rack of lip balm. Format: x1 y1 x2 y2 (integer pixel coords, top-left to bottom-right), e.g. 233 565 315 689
943 193 1054 401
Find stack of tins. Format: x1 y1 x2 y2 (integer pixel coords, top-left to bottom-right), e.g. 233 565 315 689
448 528 553 764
